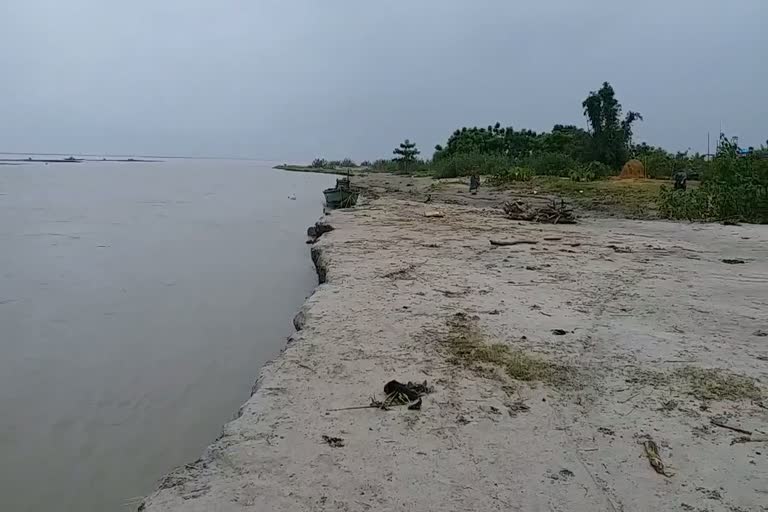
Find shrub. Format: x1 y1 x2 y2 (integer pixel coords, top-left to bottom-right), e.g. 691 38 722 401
657 155 768 222
370 159 398 172
340 158 357 167
487 166 534 185
569 167 596 182
431 152 511 178
311 158 328 168
569 161 611 182
523 152 578 177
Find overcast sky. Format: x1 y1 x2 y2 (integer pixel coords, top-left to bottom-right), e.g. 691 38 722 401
1 1 765 161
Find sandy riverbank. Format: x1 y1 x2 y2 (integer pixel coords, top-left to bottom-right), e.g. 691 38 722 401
141 182 767 512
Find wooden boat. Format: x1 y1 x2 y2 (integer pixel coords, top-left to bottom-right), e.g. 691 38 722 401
323 177 358 208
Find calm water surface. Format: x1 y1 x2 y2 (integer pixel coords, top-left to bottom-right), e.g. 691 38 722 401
0 159 335 511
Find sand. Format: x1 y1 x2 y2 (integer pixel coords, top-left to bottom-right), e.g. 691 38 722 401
141 184 767 512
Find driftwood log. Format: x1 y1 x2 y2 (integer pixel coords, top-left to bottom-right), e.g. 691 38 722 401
489 240 539 246
502 198 576 224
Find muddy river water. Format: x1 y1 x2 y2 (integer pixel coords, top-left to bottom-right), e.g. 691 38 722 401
0 159 334 511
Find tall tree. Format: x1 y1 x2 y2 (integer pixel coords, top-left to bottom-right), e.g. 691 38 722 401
393 139 420 173
582 82 641 168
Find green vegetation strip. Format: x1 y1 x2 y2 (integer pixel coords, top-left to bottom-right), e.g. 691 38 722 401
444 313 571 385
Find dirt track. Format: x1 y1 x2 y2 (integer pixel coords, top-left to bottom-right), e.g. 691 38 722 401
141 187 768 511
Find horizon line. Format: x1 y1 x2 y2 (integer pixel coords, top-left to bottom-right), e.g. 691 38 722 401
0 151 283 161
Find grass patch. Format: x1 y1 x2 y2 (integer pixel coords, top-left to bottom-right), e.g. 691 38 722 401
445 313 569 385
674 367 762 401
497 177 667 218
628 366 762 401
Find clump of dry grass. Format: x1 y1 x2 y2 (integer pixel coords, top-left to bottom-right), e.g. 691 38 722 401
628 366 762 401
444 313 570 385
673 367 762 401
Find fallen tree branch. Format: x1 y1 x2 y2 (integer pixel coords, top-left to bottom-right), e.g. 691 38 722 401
731 436 768 445
710 419 752 436
490 239 539 246
501 198 576 224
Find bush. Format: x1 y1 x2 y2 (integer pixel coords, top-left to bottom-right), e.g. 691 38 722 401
487 166 534 185
311 158 328 168
569 161 611 182
340 158 357 167
523 152 578 176
369 159 399 172
657 187 711 220
658 155 768 222
640 153 673 179
431 152 511 178
569 167 596 182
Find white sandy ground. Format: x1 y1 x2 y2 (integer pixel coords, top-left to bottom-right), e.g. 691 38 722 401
142 194 767 512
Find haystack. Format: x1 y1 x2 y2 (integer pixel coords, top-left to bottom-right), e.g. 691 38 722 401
619 159 645 179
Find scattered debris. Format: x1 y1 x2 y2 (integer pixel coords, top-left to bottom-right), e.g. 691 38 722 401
408 398 423 410
383 380 433 400
753 329 768 337
490 239 538 246
328 380 433 412
710 418 752 436
642 438 673 477
607 245 632 253
424 210 444 218
456 414 471 425
501 198 576 224
696 487 722 500
731 436 768 445
559 469 574 479
721 258 745 264
321 435 345 448
373 380 434 410
597 427 615 436
551 329 567 336
382 264 416 280
658 399 679 411
506 400 530 415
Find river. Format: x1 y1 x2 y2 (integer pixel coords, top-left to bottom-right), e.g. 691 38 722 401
0 159 335 511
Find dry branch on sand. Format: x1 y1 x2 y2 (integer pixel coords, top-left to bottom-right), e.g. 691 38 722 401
502 198 576 224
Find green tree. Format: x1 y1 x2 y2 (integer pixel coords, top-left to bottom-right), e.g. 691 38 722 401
393 139 420 173
582 82 642 168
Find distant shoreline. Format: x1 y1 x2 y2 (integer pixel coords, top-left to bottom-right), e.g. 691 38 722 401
0 157 160 164
273 164 347 175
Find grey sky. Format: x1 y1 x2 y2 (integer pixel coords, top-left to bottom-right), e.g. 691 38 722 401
1 0 765 161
